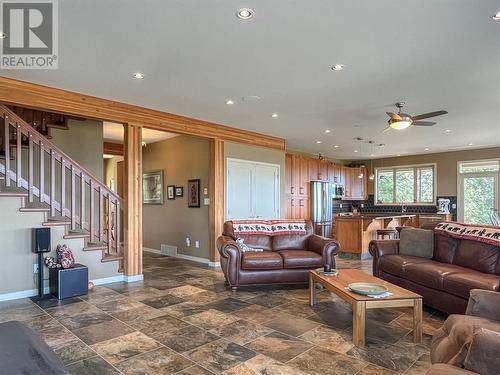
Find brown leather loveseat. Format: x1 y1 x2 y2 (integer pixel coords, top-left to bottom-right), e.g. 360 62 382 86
370 223 500 314
217 220 339 291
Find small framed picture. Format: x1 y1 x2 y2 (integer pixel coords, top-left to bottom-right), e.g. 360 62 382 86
167 185 175 200
142 170 164 205
187 179 200 208
175 186 184 197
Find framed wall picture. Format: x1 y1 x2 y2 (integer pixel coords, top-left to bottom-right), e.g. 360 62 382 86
142 170 164 205
175 186 184 197
187 179 200 208
167 185 176 200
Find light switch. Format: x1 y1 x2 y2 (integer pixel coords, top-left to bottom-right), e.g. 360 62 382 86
203 188 208 195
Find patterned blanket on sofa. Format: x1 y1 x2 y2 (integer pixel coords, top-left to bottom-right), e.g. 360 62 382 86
434 222 500 247
232 219 307 236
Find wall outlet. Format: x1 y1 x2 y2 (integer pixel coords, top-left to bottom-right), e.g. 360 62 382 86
185 237 191 247
452 203 457 209
33 263 39 273
361 203 365 208
339 203 343 208
203 188 208 195
195 240 200 248
204 198 210 205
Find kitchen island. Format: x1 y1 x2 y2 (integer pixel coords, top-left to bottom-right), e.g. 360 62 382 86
333 213 425 259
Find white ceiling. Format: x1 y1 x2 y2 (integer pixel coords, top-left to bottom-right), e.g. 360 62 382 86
2 0 500 160
103 122 177 144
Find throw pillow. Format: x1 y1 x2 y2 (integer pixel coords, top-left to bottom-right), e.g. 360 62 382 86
464 328 500 375
399 228 434 258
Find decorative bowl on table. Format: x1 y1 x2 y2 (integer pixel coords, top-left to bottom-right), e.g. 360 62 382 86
348 282 389 295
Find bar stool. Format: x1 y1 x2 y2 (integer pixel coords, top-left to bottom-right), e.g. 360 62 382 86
376 228 398 240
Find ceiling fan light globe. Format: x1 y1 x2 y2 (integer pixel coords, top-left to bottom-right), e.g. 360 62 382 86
389 119 412 130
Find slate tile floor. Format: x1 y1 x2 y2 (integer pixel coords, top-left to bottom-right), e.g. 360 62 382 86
0 253 445 374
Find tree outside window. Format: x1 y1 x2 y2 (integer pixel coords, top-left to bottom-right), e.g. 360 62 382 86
376 165 436 204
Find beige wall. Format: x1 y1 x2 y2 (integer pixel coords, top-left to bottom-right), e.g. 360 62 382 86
142 135 210 259
364 147 500 196
104 156 124 194
0 197 121 296
225 141 286 217
51 119 104 182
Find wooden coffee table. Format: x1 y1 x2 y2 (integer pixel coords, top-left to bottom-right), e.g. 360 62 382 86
309 268 422 347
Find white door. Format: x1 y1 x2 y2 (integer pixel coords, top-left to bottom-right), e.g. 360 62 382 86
254 164 280 219
458 161 500 224
226 159 280 220
226 161 253 220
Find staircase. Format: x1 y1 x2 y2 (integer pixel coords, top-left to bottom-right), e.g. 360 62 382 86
0 104 123 271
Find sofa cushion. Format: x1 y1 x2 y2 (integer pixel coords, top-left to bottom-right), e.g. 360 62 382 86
378 254 429 278
399 228 434 258
405 260 463 290
242 251 283 270
454 239 500 275
272 235 309 251
443 271 500 299
433 233 459 264
278 250 323 269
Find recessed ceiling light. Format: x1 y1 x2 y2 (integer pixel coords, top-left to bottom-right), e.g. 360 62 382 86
316 140 322 144
397 154 401 157
325 129 331 133
236 8 254 20
330 64 345 71
491 12 500 20
333 145 340 148
0 32 6 39
133 72 144 79
271 113 278 118
444 129 452 133
424 147 430 151
468 142 474 146
354 150 359 153
226 99 234 105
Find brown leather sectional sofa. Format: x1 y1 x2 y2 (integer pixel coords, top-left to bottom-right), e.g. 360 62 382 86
217 220 339 290
369 229 500 314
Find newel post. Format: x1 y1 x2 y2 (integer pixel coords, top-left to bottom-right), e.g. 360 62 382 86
123 123 143 277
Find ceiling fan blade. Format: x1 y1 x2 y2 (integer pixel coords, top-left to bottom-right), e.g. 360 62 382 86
411 110 448 120
412 121 436 126
386 112 402 120
382 126 391 133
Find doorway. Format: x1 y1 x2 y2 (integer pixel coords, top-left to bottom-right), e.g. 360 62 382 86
458 160 500 224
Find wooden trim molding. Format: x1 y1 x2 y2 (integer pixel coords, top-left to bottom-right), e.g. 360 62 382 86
123 124 143 276
0 77 285 150
209 139 224 263
104 142 124 156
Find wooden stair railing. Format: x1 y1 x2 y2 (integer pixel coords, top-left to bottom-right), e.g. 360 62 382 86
0 104 122 267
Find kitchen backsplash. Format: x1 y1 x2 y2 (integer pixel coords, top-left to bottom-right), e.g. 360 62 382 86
333 195 458 221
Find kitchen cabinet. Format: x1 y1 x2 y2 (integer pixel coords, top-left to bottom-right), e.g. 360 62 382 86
344 166 367 200
318 160 328 181
308 158 318 181
286 196 310 220
327 162 337 183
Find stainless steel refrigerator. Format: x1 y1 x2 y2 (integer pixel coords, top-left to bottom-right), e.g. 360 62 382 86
310 181 335 238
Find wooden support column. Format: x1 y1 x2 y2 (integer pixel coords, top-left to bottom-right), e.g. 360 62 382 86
123 124 143 276
209 139 224 264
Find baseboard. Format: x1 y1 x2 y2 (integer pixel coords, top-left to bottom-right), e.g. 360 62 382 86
0 274 143 302
143 247 161 255
144 247 220 268
0 287 50 302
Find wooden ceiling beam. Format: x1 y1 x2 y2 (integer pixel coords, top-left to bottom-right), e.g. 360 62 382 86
0 76 285 150
104 142 124 156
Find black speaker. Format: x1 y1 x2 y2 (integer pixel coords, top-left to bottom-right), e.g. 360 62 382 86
32 227 51 253
49 264 88 300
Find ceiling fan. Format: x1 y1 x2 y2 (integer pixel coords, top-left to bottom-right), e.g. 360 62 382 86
384 102 448 131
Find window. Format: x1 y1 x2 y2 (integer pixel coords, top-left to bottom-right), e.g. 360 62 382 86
375 164 436 205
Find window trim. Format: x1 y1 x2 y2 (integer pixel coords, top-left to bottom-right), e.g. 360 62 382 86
374 163 437 206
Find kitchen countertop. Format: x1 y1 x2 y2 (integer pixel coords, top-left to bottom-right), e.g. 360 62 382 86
334 213 417 220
